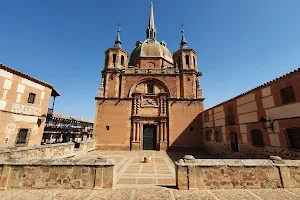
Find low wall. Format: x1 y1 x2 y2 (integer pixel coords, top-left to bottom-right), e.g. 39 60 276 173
0 157 115 189
176 155 300 190
79 140 96 152
203 141 300 159
0 142 75 159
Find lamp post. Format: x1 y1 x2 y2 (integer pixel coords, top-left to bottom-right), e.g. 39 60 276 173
259 117 275 133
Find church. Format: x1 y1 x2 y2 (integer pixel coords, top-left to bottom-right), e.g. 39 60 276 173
93 2 204 151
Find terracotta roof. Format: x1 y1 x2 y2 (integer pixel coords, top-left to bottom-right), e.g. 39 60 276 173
52 112 93 124
204 68 300 112
0 63 60 96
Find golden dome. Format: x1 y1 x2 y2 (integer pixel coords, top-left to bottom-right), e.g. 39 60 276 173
129 39 174 64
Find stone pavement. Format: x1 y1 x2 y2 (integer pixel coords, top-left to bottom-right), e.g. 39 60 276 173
1 188 300 200
73 150 178 188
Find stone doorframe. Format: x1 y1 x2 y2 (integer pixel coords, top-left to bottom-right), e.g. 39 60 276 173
131 117 168 151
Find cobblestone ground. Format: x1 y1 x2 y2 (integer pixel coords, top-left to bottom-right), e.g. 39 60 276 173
1 188 300 200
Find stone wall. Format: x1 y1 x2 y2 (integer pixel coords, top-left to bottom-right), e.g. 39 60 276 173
79 140 96 152
176 156 300 190
0 142 74 159
0 157 115 189
203 141 300 159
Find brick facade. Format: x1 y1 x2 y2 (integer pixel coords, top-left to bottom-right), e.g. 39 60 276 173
201 69 300 159
0 64 58 148
93 3 204 151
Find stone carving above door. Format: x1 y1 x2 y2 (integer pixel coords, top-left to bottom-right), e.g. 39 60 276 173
141 95 159 108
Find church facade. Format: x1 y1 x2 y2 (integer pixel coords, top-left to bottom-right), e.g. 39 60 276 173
93 2 204 151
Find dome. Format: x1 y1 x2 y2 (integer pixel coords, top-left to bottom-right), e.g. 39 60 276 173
129 39 174 64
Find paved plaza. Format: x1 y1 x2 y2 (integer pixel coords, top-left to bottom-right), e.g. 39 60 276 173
1 188 300 199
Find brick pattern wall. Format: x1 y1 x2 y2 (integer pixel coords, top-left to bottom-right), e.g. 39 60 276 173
0 68 52 148
201 70 300 159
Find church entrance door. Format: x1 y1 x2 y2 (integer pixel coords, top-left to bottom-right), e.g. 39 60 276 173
143 125 157 150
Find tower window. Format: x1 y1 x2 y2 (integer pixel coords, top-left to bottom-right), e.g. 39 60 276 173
121 55 124 65
187 77 190 81
193 56 196 67
177 56 181 68
147 84 154 94
281 86 296 104
113 54 117 64
185 55 190 65
106 126 110 131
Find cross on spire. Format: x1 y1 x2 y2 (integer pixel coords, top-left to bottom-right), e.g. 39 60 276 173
180 23 188 49
114 24 122 48
146 0 156 40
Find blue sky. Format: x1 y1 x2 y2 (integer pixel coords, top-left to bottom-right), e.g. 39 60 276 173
1 0 300 120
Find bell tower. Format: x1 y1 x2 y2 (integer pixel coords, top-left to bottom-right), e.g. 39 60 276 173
98 27 128 98
173 28 203 99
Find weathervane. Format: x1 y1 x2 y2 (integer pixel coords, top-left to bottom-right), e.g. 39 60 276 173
180 23 185 32
117 23 121 32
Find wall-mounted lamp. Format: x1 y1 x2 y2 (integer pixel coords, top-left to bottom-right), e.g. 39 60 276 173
259 117 274 133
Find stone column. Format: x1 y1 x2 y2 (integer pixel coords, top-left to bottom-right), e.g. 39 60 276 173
133 122 136 141
163 122 167 142
160 123 163 142
159 121 168 151
136 123 140 142
50 134 53 144
131 121 140 151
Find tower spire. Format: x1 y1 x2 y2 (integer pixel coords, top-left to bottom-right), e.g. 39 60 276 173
180 23 188 49
114 25 122 48
146 1 156 40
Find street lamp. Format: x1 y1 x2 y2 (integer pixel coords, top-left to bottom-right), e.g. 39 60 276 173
259 117 275 133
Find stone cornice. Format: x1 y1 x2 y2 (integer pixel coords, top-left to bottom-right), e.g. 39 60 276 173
95 97 132 100
168 98 205 101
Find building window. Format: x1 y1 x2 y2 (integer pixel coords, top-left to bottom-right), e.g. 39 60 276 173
28 93 36 104
205 131 211 141
286 128 300 150
177 56 181 68
121 55 124 65
187 77 190 81
204 113 209 122
106 126 110 131
226 105 235 125
281 86 296 104
113 54 117 64
185 55 189 65
251 129 264 147
215 131 221 143
16 129 29 145
147 84 154 94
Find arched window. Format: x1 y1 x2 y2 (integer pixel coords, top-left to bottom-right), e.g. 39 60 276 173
185 55 189 65
193 56 196 67
177 56 181 68
113 54 117 64
251 129 264 147
121 55 124 66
